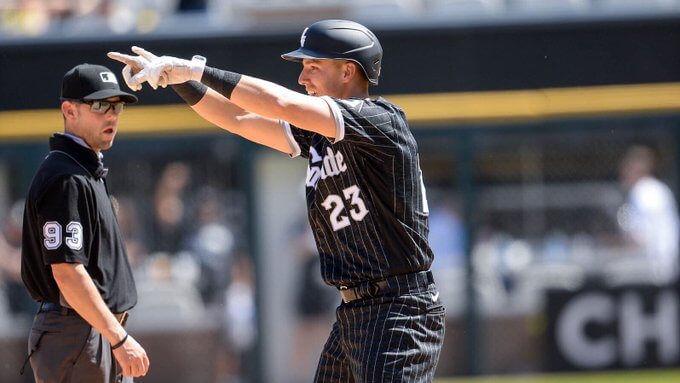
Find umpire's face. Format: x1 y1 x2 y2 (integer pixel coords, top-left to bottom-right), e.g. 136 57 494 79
61 96 122 153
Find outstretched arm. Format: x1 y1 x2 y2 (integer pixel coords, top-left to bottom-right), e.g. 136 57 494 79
214 70 337 139
189 87 296 154
108 47 338 140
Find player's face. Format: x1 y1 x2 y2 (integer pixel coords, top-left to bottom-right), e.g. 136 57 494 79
69 97 122 152
298 59 347 98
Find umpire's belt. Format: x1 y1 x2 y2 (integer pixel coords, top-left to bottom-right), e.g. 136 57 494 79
40 302 129 327
338 270 434 304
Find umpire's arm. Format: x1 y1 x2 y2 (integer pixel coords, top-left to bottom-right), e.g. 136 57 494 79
52 263 149 377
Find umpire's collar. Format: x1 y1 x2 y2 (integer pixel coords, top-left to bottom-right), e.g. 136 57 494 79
49 133 109 179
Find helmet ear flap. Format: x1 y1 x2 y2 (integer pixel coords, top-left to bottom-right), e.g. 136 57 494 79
373 59 381 82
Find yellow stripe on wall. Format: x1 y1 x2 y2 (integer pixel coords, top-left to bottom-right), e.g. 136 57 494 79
0 105 216 141
387 82 680 124
2 82 680 141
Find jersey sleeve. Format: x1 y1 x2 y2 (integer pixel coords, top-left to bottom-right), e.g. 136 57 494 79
34 176 93 266
281 96 345 159
284 120 313 159
324 97 403 150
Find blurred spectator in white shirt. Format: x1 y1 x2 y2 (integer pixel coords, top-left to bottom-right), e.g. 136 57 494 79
617 144 680 284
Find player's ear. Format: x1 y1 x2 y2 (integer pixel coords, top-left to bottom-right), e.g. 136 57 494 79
342 62 357 83
61 101 77 120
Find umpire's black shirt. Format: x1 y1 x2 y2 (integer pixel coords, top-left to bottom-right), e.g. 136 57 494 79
21 133 137 313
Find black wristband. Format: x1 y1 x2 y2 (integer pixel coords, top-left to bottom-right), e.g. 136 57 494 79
201 66 242 100
111 333 129 350
171 81 208 106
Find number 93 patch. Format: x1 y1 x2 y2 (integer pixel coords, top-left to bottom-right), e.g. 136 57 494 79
42 221 84 250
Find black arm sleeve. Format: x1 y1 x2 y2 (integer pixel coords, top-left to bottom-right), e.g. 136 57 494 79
171 81 208 106
200 66 242 100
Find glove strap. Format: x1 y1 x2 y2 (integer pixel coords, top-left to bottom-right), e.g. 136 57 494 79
190 55 207 82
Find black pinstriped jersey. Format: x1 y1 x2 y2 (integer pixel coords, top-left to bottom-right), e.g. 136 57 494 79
283 96 434 287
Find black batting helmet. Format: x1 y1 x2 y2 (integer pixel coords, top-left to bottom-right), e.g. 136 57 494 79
281 19 383 85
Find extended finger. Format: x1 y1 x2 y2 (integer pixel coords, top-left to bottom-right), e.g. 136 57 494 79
131 46 159 62
107 52 143 66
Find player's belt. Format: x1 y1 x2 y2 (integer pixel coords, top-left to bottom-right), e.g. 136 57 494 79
39 302 129 326
339 280 389 303
338 270 434 304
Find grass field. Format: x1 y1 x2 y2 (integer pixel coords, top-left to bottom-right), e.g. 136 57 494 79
436 368 680 383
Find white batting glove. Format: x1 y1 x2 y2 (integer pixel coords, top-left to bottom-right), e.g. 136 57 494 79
107 46 170 90
121 64 143 91
132 52 207 88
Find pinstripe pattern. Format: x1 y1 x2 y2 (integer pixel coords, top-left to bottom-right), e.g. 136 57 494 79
314 287 445 383
288 97 433 287
286 96 444 382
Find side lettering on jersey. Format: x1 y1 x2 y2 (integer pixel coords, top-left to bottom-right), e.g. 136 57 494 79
322 184 369 231
42 221 84 250
305 147 348 188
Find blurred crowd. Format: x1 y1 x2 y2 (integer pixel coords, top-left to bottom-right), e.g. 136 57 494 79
0 159 255 382
0 0 207 37
2 0 675 39
454 143 680 316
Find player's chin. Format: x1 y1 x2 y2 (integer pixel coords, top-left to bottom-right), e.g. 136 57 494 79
99 136 115 151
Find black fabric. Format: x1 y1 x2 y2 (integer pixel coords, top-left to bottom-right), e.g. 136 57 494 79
201 66 242 100
314 283 445 382
27 310 131 382
61 63 138 103
295 254 337 316
21 134 137 313
172 81 208 106
289 97 433 287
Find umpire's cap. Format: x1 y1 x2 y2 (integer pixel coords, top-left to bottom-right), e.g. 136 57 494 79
61 63 138 103
282 19 383 85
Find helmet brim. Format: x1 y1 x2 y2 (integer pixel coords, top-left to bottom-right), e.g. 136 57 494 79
281 47 332 62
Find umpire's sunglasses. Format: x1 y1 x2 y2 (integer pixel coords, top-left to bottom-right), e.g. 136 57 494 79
66 99 125 114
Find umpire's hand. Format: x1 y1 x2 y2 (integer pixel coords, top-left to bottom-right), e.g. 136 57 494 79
112 334 150 378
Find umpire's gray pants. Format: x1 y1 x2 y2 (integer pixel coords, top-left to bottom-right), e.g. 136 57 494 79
26 309 132 383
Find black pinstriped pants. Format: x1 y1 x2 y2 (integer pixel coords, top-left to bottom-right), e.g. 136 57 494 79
314 278 445 383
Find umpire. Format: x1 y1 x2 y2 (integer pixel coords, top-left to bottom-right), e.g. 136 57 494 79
20 63 149 382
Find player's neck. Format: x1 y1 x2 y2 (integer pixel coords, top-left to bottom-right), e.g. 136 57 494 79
340 83 369 100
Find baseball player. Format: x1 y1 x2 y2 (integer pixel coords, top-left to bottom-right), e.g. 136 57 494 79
21 63 149 382
109 19 445 382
